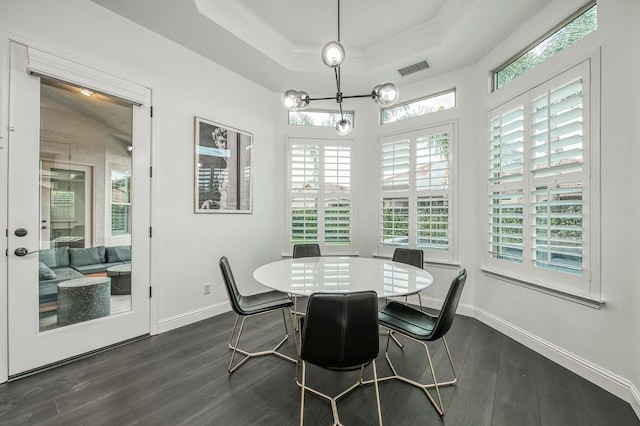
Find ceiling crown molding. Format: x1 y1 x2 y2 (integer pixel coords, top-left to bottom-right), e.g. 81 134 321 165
194 0 294 68
193 0 475 76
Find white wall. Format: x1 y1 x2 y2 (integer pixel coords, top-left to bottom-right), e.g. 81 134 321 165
631 0 640 414
274 0 640 410
470 0 639 408
0 0 281 334
0 0 638 413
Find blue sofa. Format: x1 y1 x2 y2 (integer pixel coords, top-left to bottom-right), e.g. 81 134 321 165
39 245 131 305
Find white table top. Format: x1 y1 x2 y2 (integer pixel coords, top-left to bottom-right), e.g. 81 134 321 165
253 256 433 297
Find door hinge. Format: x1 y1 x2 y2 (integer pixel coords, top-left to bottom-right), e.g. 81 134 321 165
149 226 153 238
150 166 153 178
149 286 152 298
150 106 153 118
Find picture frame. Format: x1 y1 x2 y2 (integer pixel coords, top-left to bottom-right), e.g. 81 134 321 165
194 117 253 213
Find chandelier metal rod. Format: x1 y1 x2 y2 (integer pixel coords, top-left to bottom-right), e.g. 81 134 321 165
280 0 398 135
306 93 374 102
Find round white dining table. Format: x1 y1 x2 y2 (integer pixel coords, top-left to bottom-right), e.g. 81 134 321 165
253 256 433 298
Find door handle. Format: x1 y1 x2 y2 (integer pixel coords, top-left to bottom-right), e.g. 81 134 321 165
14 247 38 257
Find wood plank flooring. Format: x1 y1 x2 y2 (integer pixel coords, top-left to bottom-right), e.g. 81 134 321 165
0 309 638 425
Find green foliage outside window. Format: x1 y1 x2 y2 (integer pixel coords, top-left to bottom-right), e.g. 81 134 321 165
496 4 597 89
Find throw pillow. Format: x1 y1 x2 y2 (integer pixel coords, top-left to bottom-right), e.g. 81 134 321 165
39 246 70 268
38 262 57 280
69 247 102 267
106 245 131 263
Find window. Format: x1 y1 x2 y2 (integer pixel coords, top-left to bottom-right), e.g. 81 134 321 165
379 123 456 262
51 190 75 221
495 3 597 90
111 170 131 236
487 58 598 297
381 90 456 125
289 110 354 127
287 139 354 254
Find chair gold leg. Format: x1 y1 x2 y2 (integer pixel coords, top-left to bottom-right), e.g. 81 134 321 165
299 361 382 426
441 337 457 385
300 361 306 426
421 340 445 416
227 309 297 374
363 328 458 417
371 359 383 426
228 316 249 373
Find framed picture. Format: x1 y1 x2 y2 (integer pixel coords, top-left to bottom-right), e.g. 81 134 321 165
194 117 253 213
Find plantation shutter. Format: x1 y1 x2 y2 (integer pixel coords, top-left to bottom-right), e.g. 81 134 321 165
488 100 525 262
416 130 451 251
291 144 320 242
380 139 410 190
529 73 585 275
379 123 456 261
288 139 353 253
486 58 594 296
324 145 352 244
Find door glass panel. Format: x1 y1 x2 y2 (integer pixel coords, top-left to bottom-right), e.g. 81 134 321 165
38 78 133 332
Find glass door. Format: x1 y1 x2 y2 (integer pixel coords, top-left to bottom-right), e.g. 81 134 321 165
7 42 151 376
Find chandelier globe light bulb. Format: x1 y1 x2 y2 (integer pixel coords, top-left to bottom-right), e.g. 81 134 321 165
282 89 298 110
335 118 353 136
321 41 345 68
282 90 310 111
374 83 400 106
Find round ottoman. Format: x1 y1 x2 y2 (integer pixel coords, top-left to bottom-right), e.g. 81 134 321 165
57 277 111 327
106 263 132 295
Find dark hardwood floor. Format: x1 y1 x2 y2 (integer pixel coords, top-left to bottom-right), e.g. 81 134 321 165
0 309 638 425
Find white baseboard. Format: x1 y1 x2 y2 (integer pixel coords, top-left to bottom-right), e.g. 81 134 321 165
412 294 639 417
474 306 638 407
157 302 231 334
631 383 640 419
157 296 640 420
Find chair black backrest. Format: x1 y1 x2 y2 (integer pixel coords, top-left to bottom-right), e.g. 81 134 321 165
392 248 424 269
293 243 321 259
430 269 467 341
301 291 379 369
219 256 244 315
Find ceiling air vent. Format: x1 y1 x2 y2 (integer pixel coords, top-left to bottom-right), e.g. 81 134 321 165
397 60 431 77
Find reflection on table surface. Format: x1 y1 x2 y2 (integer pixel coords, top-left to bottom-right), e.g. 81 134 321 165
253 256 433 297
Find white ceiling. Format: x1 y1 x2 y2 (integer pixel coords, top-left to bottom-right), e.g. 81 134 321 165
91 0 553 94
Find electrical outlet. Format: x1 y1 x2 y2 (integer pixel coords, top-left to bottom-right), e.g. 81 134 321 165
203 283 211 295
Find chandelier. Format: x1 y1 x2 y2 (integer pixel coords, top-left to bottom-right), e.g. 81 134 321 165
281 0 399 136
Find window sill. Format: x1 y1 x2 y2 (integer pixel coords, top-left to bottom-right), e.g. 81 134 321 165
480 267 605 309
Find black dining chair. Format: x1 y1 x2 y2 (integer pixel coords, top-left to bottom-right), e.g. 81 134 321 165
299 291 382 426
376 269 467 416
292 243 321 258
291 243 321 322
219 256 297 373
392 247 425 309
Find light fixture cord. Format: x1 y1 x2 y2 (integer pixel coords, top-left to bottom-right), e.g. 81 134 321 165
336 0 343 119
337 0 341 43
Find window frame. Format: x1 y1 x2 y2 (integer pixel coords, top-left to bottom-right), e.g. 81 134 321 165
288 109 355 128
377 122 458 263
485 52 601 303
380 89 456 125
493 1 597 91
110 168 131 237
286 137 356 255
